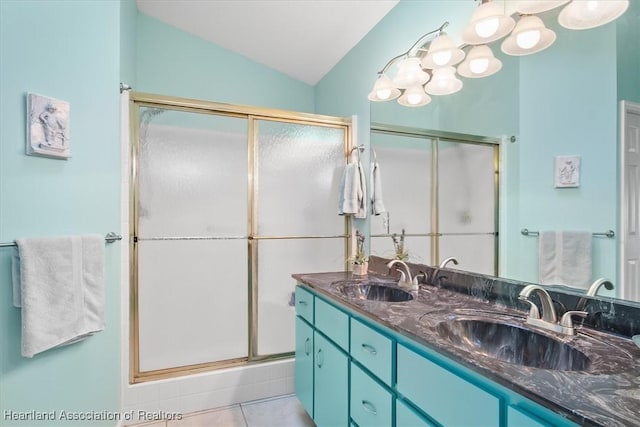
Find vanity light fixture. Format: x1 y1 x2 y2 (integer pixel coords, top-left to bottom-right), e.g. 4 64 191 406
501 15 557 56
457 45 503 78
558 0 630 30
369 21 464 107
462 1 515 45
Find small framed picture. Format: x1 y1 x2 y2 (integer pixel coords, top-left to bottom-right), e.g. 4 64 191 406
555 155 580 188
27 93 70 159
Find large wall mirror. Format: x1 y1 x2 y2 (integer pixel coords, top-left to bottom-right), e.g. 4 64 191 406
370 3 639 303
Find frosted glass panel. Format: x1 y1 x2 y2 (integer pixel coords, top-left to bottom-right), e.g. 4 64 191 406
438 141 495 233
371 236 431 265
138 240 248 371
256 238 345 355
439 235 496 276
138 108 248 237
370 132 432 235
256 120 345 236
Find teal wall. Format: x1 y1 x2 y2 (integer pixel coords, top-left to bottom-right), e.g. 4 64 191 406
0 1 121 424
617 0 640 104
135 13 315 112
516 20 618 284
121 0 138 88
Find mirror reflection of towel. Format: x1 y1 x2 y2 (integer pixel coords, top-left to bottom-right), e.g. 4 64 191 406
539 231 592 289
370 160 386 216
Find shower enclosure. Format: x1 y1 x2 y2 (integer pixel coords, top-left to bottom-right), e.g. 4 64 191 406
129 93 350 382
370 124 499 275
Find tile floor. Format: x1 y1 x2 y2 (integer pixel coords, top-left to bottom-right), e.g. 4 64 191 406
131 394 315 427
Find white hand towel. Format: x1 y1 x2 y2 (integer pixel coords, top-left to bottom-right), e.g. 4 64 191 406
16 235 105 358
339 162 360 215
370 160 386 216
538 230 592 289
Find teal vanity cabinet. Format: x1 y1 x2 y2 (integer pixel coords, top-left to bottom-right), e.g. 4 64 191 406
295 284 580 427
294 286 349 427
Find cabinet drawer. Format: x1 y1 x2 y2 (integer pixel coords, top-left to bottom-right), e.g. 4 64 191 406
397 344 500 427
350 362 392 427
315 297 349 351
350 318 392 386
396 399 436 427
295 286 314 323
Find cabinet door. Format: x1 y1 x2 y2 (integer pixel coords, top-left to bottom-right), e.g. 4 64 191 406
295 317 314 418
314 332 349 427
508 406 548 427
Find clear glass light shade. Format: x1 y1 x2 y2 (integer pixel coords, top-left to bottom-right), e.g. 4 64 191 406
516 0 570 14
501 15 556 56
462 1 516 45
397 85 432 107
425 67 463 96
393 58 430 89
368 74 401 102
559 0 629 30
421 34 466 69
457 45 503 78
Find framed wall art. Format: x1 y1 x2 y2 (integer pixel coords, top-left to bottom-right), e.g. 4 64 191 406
554 155 580 188
27 93 70 159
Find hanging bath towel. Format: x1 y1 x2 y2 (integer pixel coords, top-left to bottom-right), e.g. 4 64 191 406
538 230 592 289
14 235 105 358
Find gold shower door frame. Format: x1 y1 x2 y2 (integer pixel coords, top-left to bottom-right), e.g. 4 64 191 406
370 123 501 273
129 92 352 383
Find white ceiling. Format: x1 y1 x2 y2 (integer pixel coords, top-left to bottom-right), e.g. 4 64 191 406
136 0 399 85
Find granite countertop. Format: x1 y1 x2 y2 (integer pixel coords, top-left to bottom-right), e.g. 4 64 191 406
292 271 640 427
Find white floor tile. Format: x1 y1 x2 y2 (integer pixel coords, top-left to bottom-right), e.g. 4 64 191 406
167 406 246 427
241 395 314 427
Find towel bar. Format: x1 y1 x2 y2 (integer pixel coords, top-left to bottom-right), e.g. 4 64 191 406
0 232 122 248
521 229 615 238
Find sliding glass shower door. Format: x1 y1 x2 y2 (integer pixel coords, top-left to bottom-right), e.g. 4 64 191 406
130 95 350 382
135 108 249 374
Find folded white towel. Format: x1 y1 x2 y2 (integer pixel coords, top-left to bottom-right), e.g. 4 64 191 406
539 230 592 289
355 160 367 219
339 162 360 215
370 160 386 216
15 235 105 358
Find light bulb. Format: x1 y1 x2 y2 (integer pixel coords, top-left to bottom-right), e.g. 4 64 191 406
469 57 490 74
475 17 500 38
376 88 391 100
586 1 599 12
407 92 423 105
432 50 453 67
516 29 541 49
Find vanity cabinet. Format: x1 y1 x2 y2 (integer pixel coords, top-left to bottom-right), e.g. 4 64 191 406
294 287 349 427
295 284 580 427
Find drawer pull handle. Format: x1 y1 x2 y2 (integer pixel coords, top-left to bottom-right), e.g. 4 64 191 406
316 348 324 368
298 300 308 306
361 400 377 415
361 343 377 355
304 337 311 356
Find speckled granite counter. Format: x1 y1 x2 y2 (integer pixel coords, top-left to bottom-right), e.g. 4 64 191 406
292 270 640 427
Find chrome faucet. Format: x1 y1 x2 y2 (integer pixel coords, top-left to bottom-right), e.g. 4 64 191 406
518 284 587 335
387 260 415 290
428 257 459 285
586 278 614 296
438 257 459 269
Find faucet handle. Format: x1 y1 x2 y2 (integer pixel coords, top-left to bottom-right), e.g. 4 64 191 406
560 311 588 328
518 297 541 319
412 271 428 286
